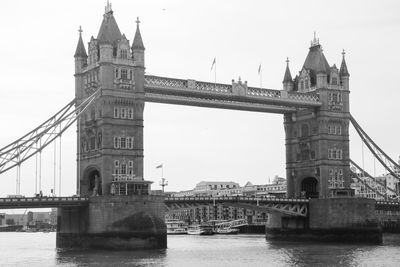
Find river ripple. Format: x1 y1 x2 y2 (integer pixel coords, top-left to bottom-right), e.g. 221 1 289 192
1 233 400 266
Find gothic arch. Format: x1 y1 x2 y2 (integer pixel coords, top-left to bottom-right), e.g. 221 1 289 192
300 177 319 199
82 165 102 197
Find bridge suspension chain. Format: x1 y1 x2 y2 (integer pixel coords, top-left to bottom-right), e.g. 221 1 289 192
349 159 399 200
0 90 100 175
350 115 400 181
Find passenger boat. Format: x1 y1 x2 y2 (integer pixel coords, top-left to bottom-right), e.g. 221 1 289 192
166 219 188 235
215 227 239 235
187 224 214 235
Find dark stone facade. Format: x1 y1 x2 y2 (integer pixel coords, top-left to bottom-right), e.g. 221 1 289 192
56 195 167 249
284 42 351 198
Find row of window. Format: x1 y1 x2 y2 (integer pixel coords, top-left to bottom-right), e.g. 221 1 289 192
114 136 134 149
299 79 310 91
328 93 342 103
114 160 134 175
120 49 128 59
115 68 134 80
328 148 343 160
328 168 344 188
328 125 342 135
114 107 134 119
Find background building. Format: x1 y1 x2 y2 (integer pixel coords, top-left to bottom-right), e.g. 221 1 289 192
167 177 287 224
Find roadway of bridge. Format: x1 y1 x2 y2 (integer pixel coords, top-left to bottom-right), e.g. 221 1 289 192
1 196 398 210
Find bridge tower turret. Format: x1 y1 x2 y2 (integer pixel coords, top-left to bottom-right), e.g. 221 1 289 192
282 58 294 91
284 35 352 199
74 3 150 197
74 26 88 74
340 49 350 90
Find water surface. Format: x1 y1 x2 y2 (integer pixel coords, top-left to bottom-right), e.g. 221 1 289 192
1 233 400 266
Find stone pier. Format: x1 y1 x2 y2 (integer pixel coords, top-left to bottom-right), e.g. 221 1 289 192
56 195 166 249
266 198 382 243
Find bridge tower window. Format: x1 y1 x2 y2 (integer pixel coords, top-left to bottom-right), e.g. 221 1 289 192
127 137 133 149
328 148 343 159
120 49 127 59
120 137 126 149
128 108 134 119
114 137 121 148
114 107 119 118
121 164 127 175
121 69 128 80
121 108 126 119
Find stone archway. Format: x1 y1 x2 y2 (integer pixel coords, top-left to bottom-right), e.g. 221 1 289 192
82 167 102 196
301 177 318 199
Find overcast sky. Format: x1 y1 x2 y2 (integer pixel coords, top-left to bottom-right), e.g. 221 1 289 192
0 0 399 197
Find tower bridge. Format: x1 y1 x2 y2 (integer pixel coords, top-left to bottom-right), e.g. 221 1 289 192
1 2 400 249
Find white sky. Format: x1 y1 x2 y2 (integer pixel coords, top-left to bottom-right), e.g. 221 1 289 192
0 0 399 197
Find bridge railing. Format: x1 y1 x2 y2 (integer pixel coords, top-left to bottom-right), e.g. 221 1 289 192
0 196 89 203
165 196 309 203
145 75 320 104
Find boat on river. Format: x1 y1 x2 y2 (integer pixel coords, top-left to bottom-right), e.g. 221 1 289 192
215 227 239 235
187 224 214 235
166 219 188 235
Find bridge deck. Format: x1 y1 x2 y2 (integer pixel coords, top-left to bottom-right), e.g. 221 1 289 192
144 75 322 113
165 196 310 204
0 197 89 209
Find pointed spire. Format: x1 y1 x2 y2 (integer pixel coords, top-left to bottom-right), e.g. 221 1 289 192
340 49 350 77
283 57 292 83
105 0 112 14
74 26 87 58
97 1 121 44
132 17 145 50
310 31 320 47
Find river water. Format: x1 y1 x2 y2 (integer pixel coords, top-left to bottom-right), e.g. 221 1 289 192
1 233 400 266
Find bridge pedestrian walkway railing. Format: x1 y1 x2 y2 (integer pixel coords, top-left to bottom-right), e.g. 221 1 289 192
0 196 89 209
144 75 321 108
165 196 309 204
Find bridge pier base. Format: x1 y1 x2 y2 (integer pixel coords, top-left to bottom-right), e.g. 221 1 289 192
266 198 382 243
56 195 166 250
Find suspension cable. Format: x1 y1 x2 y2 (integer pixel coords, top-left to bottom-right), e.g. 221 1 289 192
39 139 42 193
350 115 400 181
0 90 100 175
35 146 38 194
53 138 56 197
59 124 62 197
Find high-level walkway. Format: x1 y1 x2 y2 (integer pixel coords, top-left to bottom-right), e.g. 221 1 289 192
144 75 322 113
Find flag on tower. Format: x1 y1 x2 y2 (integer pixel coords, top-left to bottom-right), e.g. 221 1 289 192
156 164 163 169
211 57 216 70
258 64 262 75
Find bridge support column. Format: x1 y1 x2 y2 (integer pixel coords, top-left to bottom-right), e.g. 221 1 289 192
56 195 166 249
266 198 382 243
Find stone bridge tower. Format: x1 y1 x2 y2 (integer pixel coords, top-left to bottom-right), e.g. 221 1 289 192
74 4 150 197
283 36 351 198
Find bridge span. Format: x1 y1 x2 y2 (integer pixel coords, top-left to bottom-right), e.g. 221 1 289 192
0 197 89 209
